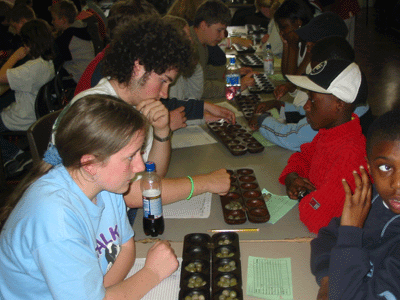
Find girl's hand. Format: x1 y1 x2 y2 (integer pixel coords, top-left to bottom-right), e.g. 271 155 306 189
12 46 29 61
144 241 179 282
340 166 372 228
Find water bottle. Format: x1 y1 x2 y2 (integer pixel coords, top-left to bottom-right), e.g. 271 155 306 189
263 43 274 75
225 56 241 101
141 161 164 237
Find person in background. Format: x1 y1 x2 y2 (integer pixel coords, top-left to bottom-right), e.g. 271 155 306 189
311 109 400 300
167 0 227 76
323 0 361 47
279 59 369 234
191 0 256 99
0 19 55 178
77 0 106 50
49 16 231 222
8 3 35 34
0 95 179 299
249 34 372 153
75 1 235 132
231 0 272 28
82 0 107 29
162 15 203 101
273 0 314 99
50 0 95 83
0 1 15 66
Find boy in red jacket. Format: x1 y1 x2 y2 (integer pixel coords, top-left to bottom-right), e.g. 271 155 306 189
279 59 369 234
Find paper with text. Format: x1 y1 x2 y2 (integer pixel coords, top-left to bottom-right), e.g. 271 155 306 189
126 258 182 299
171 125 217 149
262 188 298 224
163 192 212 219
247 256 293 300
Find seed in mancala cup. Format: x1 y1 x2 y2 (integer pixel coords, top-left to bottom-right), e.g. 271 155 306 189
243 190 261 199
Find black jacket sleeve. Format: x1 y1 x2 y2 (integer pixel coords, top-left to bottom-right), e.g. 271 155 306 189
160 98 204 120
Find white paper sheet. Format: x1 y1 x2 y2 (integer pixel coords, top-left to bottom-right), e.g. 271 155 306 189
171 125 217 149
163 192 212 219
126 258 182 299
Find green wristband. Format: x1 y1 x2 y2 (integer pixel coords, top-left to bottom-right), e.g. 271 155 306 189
186 176 194 200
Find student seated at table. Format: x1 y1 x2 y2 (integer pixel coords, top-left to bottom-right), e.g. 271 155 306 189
75 2 236 132
0 19 55 178
191 0 256 99
167 0 227 69
249 36 372 151
310 109 400 300
50 0 95 83
278 59 369 234
272 0 315 100
0 95 179 299
49 16 231 220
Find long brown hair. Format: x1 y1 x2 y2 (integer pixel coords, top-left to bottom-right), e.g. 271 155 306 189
20 19 54 61
0 94 147 229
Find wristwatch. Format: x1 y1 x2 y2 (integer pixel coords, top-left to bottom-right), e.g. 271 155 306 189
153 129 172 142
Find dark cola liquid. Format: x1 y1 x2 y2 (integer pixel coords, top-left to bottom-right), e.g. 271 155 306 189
143 216 165 237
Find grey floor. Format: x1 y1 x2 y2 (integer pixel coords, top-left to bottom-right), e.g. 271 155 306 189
355 8 400 117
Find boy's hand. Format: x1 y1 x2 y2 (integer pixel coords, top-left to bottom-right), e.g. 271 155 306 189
169 106 187 131
340 166 372 228
274 83 290 100
255 100 283 114
285 172 316 200
239 67 253 76
204 102 236 124
11 46 29 61
249 115 260 131
261 33 270 44
240 72 257 91
317 276 329 300
137 99 170 137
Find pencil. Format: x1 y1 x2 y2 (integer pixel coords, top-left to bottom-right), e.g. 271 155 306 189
207 228 260 233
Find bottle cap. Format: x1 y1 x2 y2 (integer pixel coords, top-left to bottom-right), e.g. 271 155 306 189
145 161 155 172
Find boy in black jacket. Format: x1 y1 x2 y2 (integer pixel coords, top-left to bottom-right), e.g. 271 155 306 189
49 0 95 83
311 109 400 299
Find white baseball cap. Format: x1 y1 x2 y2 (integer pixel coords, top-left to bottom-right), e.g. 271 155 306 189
286 60 362 104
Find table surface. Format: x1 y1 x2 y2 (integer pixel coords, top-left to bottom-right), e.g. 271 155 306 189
132 44 320 299
134 240 320 299
133 91 316 242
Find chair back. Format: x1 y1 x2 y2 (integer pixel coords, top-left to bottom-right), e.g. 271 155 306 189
35 66 74 119
27 110 62 166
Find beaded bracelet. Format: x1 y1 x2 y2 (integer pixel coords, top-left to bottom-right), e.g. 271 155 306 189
186 176 194 200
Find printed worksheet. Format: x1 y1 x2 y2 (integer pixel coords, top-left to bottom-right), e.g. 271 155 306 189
126 258 182 299
247 256 293 300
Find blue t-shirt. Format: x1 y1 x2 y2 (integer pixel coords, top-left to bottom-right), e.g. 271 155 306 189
0 165 134 299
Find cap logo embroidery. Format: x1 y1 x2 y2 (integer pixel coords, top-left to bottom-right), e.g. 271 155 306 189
309 197 320 210
310 61 327 76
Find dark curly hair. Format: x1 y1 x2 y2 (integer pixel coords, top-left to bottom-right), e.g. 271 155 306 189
103 16 193 85
20 19 54 61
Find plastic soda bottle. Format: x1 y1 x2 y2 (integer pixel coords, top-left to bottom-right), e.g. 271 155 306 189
225 56 241 101
263 43 274 75
141 161 164 237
